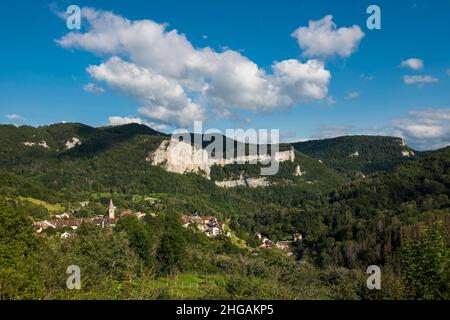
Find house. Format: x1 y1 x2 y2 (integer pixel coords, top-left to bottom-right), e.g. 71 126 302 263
135 212 147 220
206 226 221 237
55 212 71 219
257 233 301 253
34 200 122 234
34 220 56 230
79 201 90 207
181 214 227 237
259 236 273 249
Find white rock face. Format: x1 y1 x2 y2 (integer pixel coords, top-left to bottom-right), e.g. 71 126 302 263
401 150 415 157
294 165 304 177
38 140 49 149
22 141 49 149
148 140 211 177
65 137 82 150
215 177 270 188
277 148 295 162
148 139 295 179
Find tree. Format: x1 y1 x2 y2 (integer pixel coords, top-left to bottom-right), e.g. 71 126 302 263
156 213 186 275
115 216 156 266
401 220 450 299
0 199 43 299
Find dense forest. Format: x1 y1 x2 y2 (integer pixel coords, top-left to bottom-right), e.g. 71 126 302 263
0 123 448 300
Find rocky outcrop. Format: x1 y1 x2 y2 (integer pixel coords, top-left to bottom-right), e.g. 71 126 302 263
22 140 49 149
215 177 270 188
147 139 295 179
38 141 49 149
293 165 304 177
147 140 211 177
65 137 82 150
401 150 415 157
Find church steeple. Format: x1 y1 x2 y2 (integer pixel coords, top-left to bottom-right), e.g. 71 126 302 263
108 199 116 219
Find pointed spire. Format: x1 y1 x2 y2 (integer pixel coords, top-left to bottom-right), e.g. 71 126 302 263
109 199 115 219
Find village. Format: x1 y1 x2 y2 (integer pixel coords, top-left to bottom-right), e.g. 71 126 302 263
181 213 230 238
255 232 302 254
34 200 302 254
34 199 129 239
33 200 232 241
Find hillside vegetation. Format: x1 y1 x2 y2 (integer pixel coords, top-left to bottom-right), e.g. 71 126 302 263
0 123 448 300
292 135 418 178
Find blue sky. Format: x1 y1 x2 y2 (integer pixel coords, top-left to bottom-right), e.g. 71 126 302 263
0 0 449 150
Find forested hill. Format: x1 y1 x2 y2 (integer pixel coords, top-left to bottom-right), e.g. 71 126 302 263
292 135 419 178
0 122 166 162
298 146 450 268
0 123 432 204
0 123 449 300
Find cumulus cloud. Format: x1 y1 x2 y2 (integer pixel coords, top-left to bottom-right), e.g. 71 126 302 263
291 15 364 58
345 91 360 100
393 108 450 150
108 116 167 130
5 114 25 121
400 58 424 70
108 116 144 126
306 109 450 151
56 8 332 127
403 75 439 85
88 57 205 126
83 83 105 94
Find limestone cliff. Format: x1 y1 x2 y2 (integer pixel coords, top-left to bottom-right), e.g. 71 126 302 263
147 139 295 179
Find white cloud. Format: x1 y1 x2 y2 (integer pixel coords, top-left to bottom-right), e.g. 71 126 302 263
57 8 332 127
108 116 144 126
360 74 375 82
307 108 450 151
393 108 450 150
403 75 439 85
83 83 105 94
88 57 205 126
291 15 364 58
400 58 424 70
5 114 25 121
108 116 167 130
345 91 360 100
325 96 336 106
311 124 355 139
